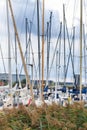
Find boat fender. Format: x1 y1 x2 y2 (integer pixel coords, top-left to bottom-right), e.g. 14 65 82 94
28 98 32 106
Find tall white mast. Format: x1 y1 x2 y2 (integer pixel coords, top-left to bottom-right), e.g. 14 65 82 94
63 4 66 87
37 0 41 99
6 0 12 89
80 0 83 100
41 0 45 101
55 51 58 100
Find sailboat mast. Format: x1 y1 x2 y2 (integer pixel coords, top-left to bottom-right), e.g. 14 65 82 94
25 18 28 66
15 32 18 83
58 23 62 87
63 4 66 86
73 27 75 77
47 12 52 86
37 0 41 98
8 0 35 102
83 24 86 84
55 51 58 100
6 0 12 89
46 22 49 86
42 0 45 101
25 18 30 86
80 0 83 100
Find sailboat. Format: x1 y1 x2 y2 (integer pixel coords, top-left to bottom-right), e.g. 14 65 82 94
0 0 34 109
0 0 87 109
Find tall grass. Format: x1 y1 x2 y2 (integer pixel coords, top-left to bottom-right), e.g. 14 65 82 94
0 102 87 130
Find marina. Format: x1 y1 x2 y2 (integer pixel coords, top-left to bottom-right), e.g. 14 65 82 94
0 0 87 109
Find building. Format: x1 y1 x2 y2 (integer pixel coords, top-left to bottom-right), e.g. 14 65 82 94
0 73 26 83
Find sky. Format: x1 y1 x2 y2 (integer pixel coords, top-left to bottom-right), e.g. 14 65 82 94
0 0 87 82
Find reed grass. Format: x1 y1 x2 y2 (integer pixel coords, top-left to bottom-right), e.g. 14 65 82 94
0 102 87 130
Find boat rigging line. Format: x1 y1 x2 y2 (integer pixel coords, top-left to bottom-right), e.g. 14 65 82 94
8 0 35 102
19 20 38 83
65 22 75 83
19 0 36 74
49 22 62 78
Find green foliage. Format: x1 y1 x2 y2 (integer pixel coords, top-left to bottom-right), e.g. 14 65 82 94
0 102 87 130
21 79 26 84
